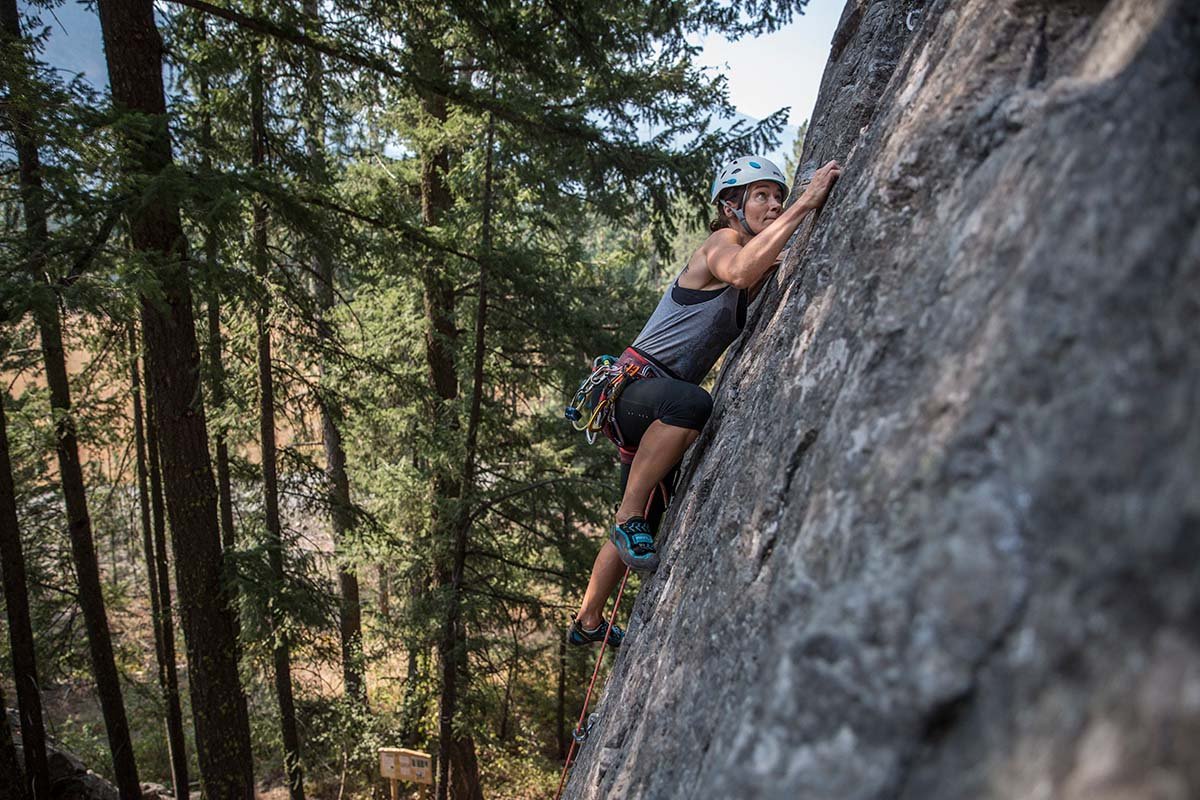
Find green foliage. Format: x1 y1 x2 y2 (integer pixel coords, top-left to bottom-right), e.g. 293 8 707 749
783 118 810 185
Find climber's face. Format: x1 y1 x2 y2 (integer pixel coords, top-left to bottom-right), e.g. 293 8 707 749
741 180 786 234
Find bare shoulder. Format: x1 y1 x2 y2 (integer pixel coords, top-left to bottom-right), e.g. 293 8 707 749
679 229 742 290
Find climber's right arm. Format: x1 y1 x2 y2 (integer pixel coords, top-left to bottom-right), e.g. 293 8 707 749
707 159 842 290
705 198 815 289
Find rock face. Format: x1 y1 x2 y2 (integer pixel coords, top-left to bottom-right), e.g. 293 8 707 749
6 708 155 800
563 0 1200 798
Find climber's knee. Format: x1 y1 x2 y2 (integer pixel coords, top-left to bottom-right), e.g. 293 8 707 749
657 383 712 431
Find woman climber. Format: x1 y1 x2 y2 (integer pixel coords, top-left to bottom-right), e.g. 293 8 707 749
567 154 842 648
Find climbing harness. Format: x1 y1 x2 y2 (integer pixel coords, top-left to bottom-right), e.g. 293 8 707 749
553 566 632 800
565 348 660 457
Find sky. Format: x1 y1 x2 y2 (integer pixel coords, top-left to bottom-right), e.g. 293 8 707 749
695 1 841 129
24 0 842 162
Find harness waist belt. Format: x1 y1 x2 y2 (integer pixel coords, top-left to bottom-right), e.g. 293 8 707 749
608 347 663 464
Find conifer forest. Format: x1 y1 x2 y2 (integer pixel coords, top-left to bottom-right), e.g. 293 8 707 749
1 0 811 797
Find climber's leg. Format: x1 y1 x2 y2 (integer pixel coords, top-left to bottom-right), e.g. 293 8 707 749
615 421 697 524
573 380 706 620
609 379 710 571
611 378 711 521
608 423 696 572
573 378 711 624
573 541 626 630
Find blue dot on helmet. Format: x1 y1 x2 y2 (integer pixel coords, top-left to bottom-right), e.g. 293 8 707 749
723 178 737 185
749 161 761 168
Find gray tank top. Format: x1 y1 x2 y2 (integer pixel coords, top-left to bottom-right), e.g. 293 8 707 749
630 277 747 384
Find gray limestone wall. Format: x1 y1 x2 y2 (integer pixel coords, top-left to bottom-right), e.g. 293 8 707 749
563 0 1200 797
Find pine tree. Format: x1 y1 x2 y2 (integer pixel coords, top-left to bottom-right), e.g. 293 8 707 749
251 12 306 792
301 0 367 709
95 0 256 794
1 3 141 794
0 682 27 800
0 389 48 800
127 326 189 800
783 118 810 184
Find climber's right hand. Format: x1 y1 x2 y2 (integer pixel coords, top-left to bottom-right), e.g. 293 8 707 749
800 159 842 209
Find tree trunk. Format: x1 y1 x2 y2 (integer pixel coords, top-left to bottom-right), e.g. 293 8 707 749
557 635 567 760
0 682 27 800
2 3 140 794
192 24 249 743
0 398 49 800
128 326 189 800
303 0 366 708
411 39 463 800
557 507 571 761
499 632 515 742
433 93 494 800
377 565 389 619
251 25 305 799
206 297 236 550
96 1 254 795
417 49 465 796
36 178 141 800
144 386 192 800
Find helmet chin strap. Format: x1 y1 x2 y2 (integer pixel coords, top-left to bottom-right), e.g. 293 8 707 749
721 200 755 236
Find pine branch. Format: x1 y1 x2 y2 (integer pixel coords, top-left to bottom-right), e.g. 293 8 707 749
160 0 674 162
465 547 566 580
62 207 121 286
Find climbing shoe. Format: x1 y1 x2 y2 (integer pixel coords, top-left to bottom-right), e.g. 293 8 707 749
567 616 623 649
610 516 659 572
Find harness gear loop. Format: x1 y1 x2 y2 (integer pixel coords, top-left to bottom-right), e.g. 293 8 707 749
564 348 660 457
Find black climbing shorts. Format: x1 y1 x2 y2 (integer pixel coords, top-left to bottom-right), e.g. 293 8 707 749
613 376 713 453
613 376 707 522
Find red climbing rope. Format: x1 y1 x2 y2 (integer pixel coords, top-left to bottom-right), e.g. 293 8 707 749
553 565 632 800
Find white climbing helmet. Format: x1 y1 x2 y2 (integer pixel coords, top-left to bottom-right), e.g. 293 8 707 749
709 155 788 202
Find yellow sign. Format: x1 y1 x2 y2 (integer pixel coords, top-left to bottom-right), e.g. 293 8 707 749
380 747 433 785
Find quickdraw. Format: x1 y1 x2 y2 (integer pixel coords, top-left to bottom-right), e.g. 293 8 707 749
571 712 600 744
564 349 657 446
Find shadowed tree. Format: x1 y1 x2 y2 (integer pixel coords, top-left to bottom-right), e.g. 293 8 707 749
250 13 305 795
0 393 49 800
95 0 255 794
128 326 189 799
0 683 27 800
1 2 140 795
302 0 367 708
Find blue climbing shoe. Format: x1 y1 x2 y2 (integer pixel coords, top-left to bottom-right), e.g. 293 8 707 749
611 516 659 572
567 616 623 649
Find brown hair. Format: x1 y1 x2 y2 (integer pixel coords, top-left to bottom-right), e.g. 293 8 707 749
708 186 744 232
